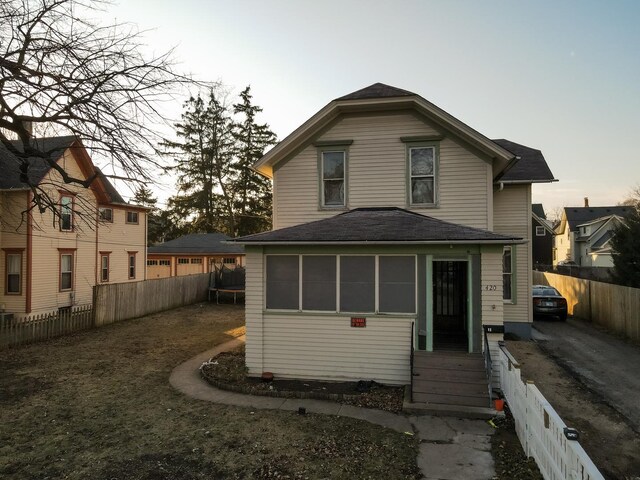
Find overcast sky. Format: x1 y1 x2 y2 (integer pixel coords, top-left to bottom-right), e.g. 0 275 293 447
101 0 640 216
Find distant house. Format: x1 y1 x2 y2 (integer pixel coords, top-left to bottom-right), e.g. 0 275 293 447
146 233 245 279
233 82 556 406
0 136 148 317
531 203 554 267
554 199 630 267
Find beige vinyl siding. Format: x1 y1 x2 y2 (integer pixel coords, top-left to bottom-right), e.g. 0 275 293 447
97 207 146 283
493 185 532 323
0 191 28 312
480 245 505 387
245 248 264 373
273 112 491 230
261 314 413 385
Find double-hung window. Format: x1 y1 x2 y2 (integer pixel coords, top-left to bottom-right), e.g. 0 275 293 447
126 211 139 224
60 195 73 231
128 252 136 279
100 252 110 282
321 151 346 207
99 207 113 223
408 145 437 206
503 246 514 302
60 252 74 291
5 251 22 294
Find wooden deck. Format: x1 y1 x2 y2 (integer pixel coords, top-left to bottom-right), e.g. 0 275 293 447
411 350 490 408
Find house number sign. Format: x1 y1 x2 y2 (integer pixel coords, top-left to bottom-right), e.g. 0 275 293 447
483 285 497 291
351 317 366 328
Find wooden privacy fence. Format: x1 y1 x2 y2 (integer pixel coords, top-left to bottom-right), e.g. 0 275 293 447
93 273 211 326
533 271 640 343
0 305 93 349
499 345 604 480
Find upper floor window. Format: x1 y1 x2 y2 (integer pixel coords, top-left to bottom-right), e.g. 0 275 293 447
536 226 545 236
321 151 346 207
99 207 113 222
126 211 139 224
60 195 73 231
409 146 436 205
5 251 22 294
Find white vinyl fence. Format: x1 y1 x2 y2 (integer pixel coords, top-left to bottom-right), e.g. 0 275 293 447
499 345 604 480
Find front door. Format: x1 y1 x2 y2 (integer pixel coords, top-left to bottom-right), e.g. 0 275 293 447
433 261 468 351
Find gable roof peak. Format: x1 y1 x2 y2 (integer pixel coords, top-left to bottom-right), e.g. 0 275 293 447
335 83 418 101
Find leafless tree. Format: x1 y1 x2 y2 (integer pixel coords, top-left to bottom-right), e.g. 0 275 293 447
0 0 196 216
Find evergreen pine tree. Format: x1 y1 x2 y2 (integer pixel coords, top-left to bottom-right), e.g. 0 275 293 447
131 186 163 246
232 86 277 235
611 205 640 287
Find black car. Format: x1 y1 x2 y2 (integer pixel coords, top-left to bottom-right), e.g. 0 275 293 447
532 285 568 321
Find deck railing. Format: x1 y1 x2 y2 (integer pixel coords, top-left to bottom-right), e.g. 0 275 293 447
499 344 604 480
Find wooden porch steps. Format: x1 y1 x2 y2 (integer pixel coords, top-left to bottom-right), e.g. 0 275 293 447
410 350 491 411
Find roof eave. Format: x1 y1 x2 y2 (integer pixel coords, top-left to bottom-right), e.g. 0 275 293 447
495 178 558 185
234 239 526 246
254 95 517 177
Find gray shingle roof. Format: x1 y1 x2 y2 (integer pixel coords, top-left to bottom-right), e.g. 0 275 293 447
234 207 521 244
0 136 126 204
148 233 245 254
336 83 417 101
492 139 555 183
564 206 632 231
0 136 77 189
532 203 546 219
591 230 614 249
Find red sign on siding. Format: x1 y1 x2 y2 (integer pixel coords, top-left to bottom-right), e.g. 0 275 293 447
351 317 366 328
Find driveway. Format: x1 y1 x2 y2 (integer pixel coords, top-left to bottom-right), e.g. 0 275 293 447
533 317 640 432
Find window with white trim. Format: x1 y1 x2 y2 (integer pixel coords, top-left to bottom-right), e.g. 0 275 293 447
409 146 436 205
503 246 513 302
321 151 345 207
536 226 545 236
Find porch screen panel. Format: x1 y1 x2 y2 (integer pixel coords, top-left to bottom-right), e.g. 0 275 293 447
302 256 336 311
379 256 416 313
340 256 375 312
266 255 299 310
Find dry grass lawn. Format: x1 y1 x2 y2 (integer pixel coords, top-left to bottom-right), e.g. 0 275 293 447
0 302 419 480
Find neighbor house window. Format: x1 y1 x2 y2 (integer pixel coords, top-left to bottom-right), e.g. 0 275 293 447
378 256 416 313
321 151 346 207
190 258 202 264
147 259 158 266
5 251 22 294
223 257 237 264
126 211 139 224
60 195 73 231
177 258 189 264
100 253 110 282
503 246 513 302
339 256 375 313
408 146 436 205
128 252 136 279
60 251 74 291
302 256 336 311
159 259 171 266
266 255 299 310
99 207 113 222
536 226 545 236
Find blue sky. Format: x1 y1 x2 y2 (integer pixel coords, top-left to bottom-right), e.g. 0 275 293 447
102 0 640 215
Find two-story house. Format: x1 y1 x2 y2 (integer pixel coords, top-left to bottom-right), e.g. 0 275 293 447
1 136 148 317
234 84 555 410
554 199 630 268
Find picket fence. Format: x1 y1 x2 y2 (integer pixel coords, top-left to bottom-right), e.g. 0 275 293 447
499 345 604 480
0 305 93 348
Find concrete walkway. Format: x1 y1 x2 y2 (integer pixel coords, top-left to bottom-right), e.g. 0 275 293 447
169 336 495 480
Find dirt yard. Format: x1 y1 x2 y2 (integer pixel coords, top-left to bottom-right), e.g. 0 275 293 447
0 303 420 480
506 339 640 480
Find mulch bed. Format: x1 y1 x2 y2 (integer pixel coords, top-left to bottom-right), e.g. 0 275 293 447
200 346 405 412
